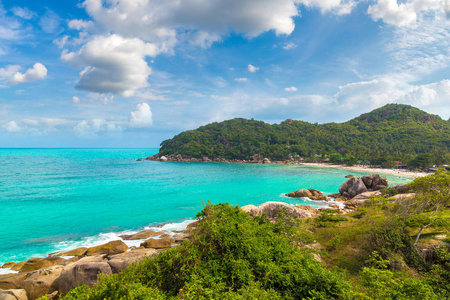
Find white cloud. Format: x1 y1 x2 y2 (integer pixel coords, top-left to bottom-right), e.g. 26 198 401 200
74 119 122 138
11 7 35 20
299 0 356 15
61 34 159 97
128 103 153 128
368 0 417 26
68 19 94 31
0 65 20 80
39 9 61 33
248 64 259 73
234 77 248 82
2 121 21 133
283 42 298 50
72 96 81 103
8 63 47 84
285 86 298 92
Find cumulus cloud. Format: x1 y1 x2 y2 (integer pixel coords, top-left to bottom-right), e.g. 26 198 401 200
11 7 35 20
74 119 122 138
39 9 61 33
285 86 298 92
8 63 47 84
61 34 159 97
128 103 153 128
2 121 21 133
234 77 248 82
248 64 259 73
0 65 20 80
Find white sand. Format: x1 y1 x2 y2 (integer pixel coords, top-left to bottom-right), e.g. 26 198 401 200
299 162 431 178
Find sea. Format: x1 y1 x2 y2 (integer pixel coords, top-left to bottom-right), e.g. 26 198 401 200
0 148 412 272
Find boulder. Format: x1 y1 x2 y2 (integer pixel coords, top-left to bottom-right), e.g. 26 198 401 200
19 257 66 273
20 265 63 300
107 248 158 273
241 202 315 219
361 174 388 190
392 184 410 193
1 262 15 269
388 193 416 201
346 191 381 207
249 154 262 162
339 177 368 198
262 158 271 164
0 273 28 290
285 189 312 198
56 257 112 295
0 289 28 300
10 263 25 272
53 247 88 257
159 156 168 161
140 238 174 249
86 240 128 256
373 185 388 191
345 175 354 178
119 230 159 240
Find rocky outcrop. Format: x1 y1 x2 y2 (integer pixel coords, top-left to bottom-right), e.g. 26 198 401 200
159 156 168 161
86 240 128 256
388 193 416 201
107 248 158 273
285 188 327 201
20 265 62 300
339 174 388 198
10 263 25 272
55 256 112 295
19 257 66 273
119 230 160 240
343 191 382 209
262 158 271 164
241 202 316 219
0 273 28 290
0 289 28 300
140 238 175 249
53 247 87 257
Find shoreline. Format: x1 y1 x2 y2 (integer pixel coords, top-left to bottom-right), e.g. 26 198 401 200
299 162 431 178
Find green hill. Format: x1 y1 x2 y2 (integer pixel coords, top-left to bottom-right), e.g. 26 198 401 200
158 104 450 166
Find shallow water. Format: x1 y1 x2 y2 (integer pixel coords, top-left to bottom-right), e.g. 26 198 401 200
0 148 411 266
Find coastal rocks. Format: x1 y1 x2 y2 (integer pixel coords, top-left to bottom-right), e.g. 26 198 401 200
159 156 168 161
0 273 28 290
53 247 87 257
10 263 25 272
20 265 63 300
345 175 354 178
56 257 112 295
1 263 15 269
339 174 388 198
107 248 158 273
119 230 160 240
19 257 66 273
361 174 388 190
262 158 271 164
388 193 416 201
343 191 381 209
86 240 128 256
249 154 263 162
0 289 28 300
285 188 327 201
392 184 411 193
241 202 316 219
140 238 175 249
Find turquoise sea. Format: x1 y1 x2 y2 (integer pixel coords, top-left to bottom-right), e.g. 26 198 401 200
0 148 412 270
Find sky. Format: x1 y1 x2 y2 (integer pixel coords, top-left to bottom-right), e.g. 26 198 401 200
0 0 450 147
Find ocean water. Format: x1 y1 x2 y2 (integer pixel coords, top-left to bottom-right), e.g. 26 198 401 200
0 148 411 269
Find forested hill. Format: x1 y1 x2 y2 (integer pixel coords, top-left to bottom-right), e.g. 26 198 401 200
158 104 450 166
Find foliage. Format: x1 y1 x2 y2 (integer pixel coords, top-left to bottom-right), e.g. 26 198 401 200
158 104 450 167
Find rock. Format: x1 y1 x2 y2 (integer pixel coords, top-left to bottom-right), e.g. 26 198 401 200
119 230 159 240
1 262 15 269
140 238 174 249
20 265 63 300
20 257 66 273
339 177 368 198
373 185 388 191
53 247 88 257
392 184 410 193
10 263 25 272
345 191 381 208
285 189 312 198
202 157 210 162
186 221 199 229
249 154 262 162
0 273 28 290
159 156 168 161
262 158 271 164
345 175 354 178
56 257 112 295
86 240 128 256
361 174 388 190
388 193 416 201
328 193 340 198
242 202 315 219
107 248 158 273
328 204 340 209
0 289 28 300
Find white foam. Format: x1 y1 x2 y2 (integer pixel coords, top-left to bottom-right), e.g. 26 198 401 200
279 193 344 209
0 268 18 275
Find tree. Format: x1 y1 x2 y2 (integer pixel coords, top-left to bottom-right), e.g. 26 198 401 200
409 153 433 170
344 155 357 166
329 153 342 164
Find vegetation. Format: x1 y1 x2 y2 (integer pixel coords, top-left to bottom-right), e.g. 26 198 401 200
52 171 450 299
158 104 450 169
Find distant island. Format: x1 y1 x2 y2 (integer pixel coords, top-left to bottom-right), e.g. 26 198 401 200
149 104 450 170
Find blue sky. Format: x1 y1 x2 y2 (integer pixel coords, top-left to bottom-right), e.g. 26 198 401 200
0 0 449 147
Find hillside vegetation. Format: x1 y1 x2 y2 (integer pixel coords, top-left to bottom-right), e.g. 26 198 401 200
158 104 450 167
52 171 450 299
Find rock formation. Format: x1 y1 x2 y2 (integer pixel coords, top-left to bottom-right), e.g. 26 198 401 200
339 174 388 198
241 202 317 219
285 188 327 201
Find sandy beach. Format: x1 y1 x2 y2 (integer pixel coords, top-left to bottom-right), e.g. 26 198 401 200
299 162 431 178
